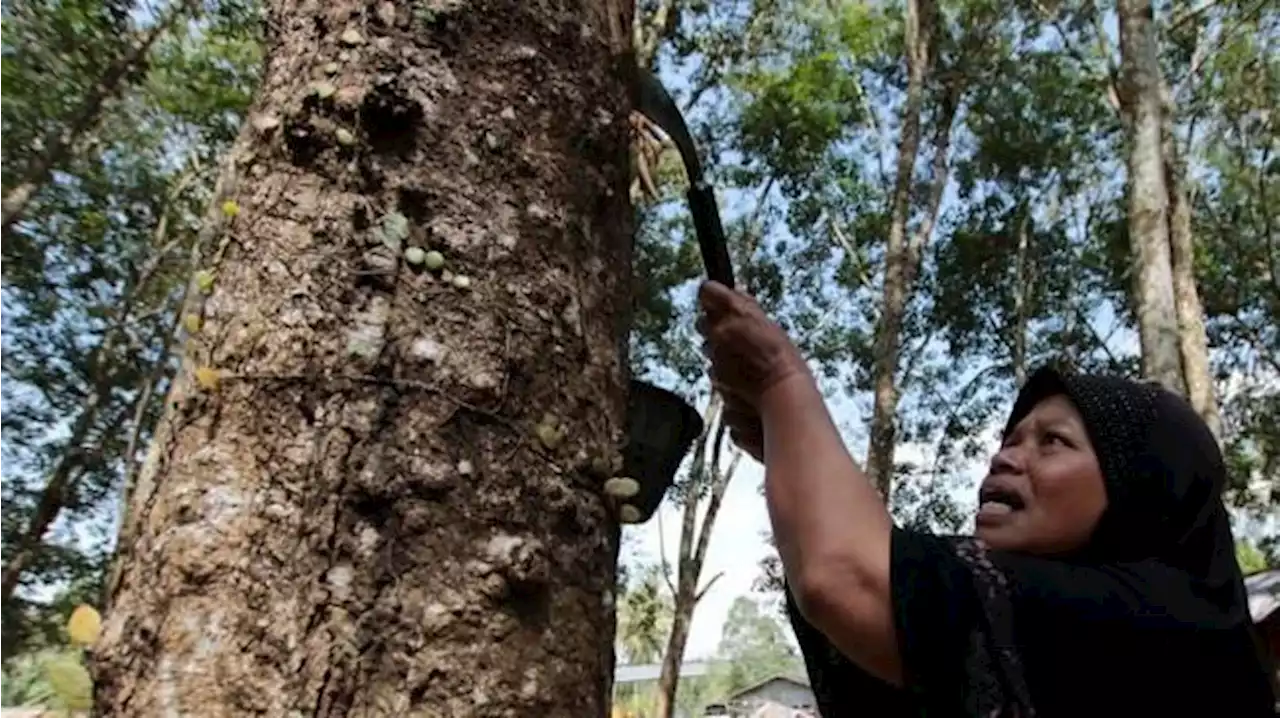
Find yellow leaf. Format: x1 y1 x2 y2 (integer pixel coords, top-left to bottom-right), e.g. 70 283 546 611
183 313 202 334
44 653 93 709
66 604 102 646
195 270 216 294
195 366 221 391
221 199 240 218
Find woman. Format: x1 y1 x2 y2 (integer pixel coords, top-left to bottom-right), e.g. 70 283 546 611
696 280 1277 716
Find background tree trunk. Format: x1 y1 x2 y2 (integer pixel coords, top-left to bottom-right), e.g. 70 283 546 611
1166 155 1220 438
655 591 694 718
91 0 635 714
1117 0 1186 393
654 402 717 718
1013 209 1031 386
655 411 738 718
1161 98 1221 439
866 0 932 497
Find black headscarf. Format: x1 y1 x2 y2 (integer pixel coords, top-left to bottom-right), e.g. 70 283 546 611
786 367 1277 717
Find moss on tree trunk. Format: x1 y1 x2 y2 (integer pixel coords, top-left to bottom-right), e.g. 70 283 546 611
92 0 635 714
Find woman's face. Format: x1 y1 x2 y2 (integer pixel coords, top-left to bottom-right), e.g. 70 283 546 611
974 394 1108 555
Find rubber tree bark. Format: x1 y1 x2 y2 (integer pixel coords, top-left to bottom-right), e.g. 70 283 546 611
91 0 636 714
1117 0 1186 394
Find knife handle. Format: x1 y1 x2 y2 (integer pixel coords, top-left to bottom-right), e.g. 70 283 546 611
688 183 735 289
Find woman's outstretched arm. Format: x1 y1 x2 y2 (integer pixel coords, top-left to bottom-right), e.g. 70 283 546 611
696 280 902 685
758 371 902 685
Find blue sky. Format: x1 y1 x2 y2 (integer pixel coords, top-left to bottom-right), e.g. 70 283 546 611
620 389 994 659
624 314 1276 661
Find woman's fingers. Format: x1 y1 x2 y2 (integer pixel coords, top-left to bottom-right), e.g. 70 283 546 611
729 427 764 461
699 279 806 412
697 280 740 319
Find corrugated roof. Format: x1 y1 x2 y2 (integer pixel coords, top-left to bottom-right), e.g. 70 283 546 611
615 661 712 684
727 672 811 700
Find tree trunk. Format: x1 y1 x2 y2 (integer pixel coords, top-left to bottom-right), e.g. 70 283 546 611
655 414 716 716
654 398 717 718
865 0 936 496
1160 87 1221 440
91 0 635 715
1166 156 1220 438
655 590 695 718
633 0 678 69
1117 0 1185 394
1012 209 1031 387
865 1 947 499
655 409 739 718
104 157 242 600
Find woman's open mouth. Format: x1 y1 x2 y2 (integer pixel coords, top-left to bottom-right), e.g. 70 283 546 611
976 485 1026 524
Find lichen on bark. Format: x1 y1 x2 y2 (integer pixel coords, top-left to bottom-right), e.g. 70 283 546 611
92 1 635 715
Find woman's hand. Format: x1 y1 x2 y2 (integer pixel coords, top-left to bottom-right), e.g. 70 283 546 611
697 281 809 458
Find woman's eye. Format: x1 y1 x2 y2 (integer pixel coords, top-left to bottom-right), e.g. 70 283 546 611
1044 432 1070 447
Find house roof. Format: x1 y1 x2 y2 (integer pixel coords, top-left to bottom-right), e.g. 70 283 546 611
615 661 712 684
1245 568 1280 624
727 672 811 701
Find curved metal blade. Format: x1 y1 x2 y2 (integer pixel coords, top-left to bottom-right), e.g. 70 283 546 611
632 68 736 289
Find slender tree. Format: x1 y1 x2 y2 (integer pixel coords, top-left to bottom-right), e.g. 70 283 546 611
1117 0 1186 392
865 0 934 496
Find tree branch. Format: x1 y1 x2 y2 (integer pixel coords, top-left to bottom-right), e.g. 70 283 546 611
2 156 199 603
634 0 680 68
1 0 199 238
656 508 678 598
694 571 725 603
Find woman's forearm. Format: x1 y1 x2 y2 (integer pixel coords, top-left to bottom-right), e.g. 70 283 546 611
758 371 902 682
759 371 893 586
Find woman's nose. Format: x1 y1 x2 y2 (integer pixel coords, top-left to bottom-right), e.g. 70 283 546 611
989 447 1023 475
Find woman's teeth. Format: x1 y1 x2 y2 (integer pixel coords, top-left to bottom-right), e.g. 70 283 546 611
979 501 1014 516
